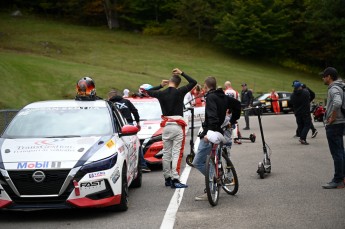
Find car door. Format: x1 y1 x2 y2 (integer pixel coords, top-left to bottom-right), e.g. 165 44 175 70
111 105 138 179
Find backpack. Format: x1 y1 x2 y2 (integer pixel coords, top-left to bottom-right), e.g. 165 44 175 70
332 83 345 116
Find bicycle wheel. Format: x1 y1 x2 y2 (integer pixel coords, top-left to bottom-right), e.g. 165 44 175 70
221 149 239 195
205 155 219 206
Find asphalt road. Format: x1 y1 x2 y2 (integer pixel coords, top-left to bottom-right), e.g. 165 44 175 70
1 114 345 229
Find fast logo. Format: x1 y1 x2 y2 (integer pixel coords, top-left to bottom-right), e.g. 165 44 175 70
16 161 62 169
80 180 103 188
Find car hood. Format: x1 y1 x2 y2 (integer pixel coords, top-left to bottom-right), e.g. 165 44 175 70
138 120 162 140
0 137 106 170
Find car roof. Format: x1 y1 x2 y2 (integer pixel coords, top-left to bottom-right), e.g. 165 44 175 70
23 100 108 109
127 96 158 102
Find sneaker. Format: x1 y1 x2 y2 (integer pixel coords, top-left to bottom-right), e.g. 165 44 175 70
171 179 188 189
165 177 172 187
194 193 208 201
141 166 151 173
299 139 309 145
322 181 344 189
243 127 250 130
311 130 318 138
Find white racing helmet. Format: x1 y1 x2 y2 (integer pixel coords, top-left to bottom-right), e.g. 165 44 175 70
139 84 153 94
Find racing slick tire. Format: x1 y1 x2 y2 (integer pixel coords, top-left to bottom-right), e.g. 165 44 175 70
130 149 142 188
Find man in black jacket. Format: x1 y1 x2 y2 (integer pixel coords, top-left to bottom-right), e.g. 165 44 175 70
145 68 197 188
108 90 151 172
290 81 311 145
193 76 241 200
302 83 318 138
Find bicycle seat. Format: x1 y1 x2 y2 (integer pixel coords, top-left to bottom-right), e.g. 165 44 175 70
206 130 227 144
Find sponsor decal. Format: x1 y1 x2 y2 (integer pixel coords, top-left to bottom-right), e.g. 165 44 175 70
80 180 103 188
12 144 75 154
16 161 62 169
35 139 64 146
118 145 125 153
106 140 115 148
88 171 106 178
110 168 120 184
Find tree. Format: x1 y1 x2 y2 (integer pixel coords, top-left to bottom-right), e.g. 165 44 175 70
214 0 292 57
302 0 345 70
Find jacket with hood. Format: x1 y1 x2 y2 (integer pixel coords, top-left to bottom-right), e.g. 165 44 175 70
325 80 345 125
109 96 140 124
199 88 241 138
290 88 310 116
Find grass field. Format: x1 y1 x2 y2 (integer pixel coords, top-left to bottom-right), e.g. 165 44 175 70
0 13 327 109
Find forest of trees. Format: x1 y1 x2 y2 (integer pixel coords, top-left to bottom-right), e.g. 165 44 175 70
2 0 345 73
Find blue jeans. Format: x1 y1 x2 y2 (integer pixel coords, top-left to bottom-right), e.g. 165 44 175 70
192 139 212 176
325 123 345 183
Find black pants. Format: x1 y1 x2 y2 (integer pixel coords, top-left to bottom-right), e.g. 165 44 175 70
295 113 311 141
296 114 315 136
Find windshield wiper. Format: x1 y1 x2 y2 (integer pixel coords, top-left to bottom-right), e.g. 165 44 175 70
46 135 81 138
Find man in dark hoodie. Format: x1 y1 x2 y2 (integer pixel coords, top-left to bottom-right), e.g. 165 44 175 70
290 81 311 145
108 89 151 172
193 76 241 201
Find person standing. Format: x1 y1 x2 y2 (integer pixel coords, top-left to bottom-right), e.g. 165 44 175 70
320 67 345 189
224 81 242 144
240 83 253 130
290 81 311 145
107 90 151 173
193 76 241 200
143 68 197 188
224 81 240 100
270 89 280 114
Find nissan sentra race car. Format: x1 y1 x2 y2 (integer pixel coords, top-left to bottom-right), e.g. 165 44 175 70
0 100 141 211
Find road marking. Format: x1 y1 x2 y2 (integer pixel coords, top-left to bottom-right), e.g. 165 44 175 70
160 165 192 229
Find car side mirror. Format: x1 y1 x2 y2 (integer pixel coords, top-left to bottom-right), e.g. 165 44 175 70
120 125 139 136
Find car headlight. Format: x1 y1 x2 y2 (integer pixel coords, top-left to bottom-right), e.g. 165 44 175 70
80 153 118 174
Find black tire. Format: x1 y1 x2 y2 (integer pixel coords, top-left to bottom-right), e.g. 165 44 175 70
258 164 265 179
205 155 219 206
130 148 142 188
250 134 256 143
221 151 239 195
117 164 129 211
186 154 194 167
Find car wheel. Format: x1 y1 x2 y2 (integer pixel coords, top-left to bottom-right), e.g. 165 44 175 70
130 148 142 188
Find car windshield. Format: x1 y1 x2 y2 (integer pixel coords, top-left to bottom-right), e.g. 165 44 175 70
256 94 270 100
132 101 162 120
2 107 113 138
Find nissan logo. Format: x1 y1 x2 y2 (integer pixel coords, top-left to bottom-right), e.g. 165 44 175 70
32 171 46 183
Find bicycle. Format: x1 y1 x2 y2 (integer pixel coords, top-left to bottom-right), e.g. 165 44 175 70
205 130 239 206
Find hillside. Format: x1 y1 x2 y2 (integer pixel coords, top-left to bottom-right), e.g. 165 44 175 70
0 13 326 109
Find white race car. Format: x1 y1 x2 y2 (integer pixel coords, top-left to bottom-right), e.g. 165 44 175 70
0 99 141 211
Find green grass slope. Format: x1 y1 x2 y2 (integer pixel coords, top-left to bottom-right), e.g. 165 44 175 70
0 13 327 109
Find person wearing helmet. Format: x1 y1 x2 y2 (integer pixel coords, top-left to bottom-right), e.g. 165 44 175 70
75 76 102 100
107 89 151 173
142 68 197 188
